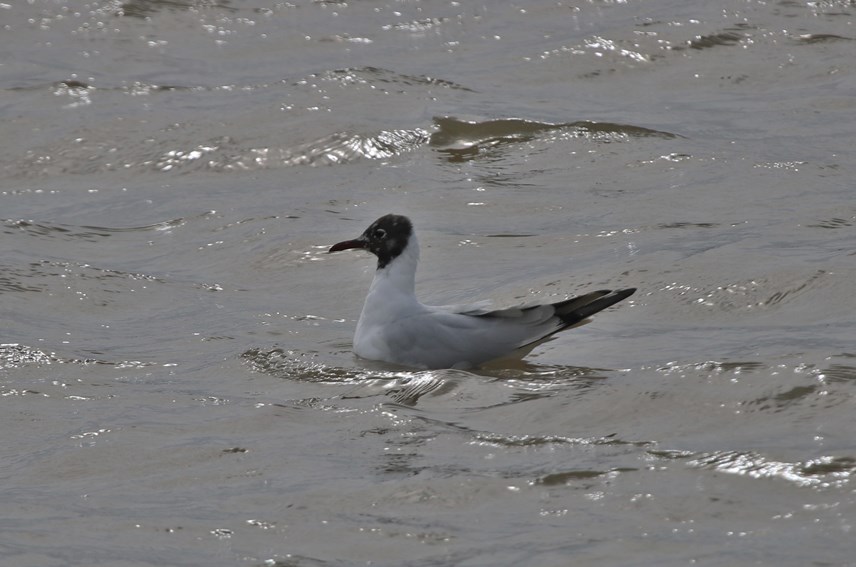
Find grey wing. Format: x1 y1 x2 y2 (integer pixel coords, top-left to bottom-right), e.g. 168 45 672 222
383 289 635 368
456 289 634 327
431 289 634 352
381 304 562 368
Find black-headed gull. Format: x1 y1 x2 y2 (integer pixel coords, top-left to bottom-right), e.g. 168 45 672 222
329 214 635 369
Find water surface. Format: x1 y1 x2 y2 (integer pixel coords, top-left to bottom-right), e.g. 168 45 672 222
2 0 855 565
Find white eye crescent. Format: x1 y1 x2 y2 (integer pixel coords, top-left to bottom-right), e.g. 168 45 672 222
373 228 387 239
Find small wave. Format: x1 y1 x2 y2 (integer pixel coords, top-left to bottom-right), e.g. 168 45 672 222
145 128 432 172
385 372 456 406
668 269 832 313
655 222 720 230
795 33 853 44
673 24 754 51
7 109 674 177
118 0 237 18
657 360 767 376
430 116 678 161
689 450 854 488
535 466 638 486
742 385 819 413
3 217 186 241
806 217 854 229
308 66 475 92
0 265 49 294
819 364 856 383
0 343 59 367
474 432 648 449
242 347 394 384
0 343 153 370
263 128 432 167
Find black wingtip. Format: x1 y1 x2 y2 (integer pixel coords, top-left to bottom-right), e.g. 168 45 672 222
613 288 637 301
557 288 635 327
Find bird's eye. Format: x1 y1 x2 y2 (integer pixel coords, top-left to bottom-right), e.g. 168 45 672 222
373 228 387 239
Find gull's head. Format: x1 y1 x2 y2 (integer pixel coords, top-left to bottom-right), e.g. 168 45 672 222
329 214 414 269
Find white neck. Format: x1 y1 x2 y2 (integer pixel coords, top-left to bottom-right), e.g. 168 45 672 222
356 235 422 336
370 234 419 296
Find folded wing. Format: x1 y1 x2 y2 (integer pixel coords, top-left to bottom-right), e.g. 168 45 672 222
378 288 635 368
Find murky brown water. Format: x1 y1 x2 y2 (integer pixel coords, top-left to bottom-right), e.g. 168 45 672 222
2 1 855 565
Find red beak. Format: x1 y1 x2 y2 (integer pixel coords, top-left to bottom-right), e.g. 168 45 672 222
328 238 367 253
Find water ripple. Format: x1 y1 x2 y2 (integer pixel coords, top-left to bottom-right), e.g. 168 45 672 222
689 450 854 488
3 218 186 240
0 343 153 370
